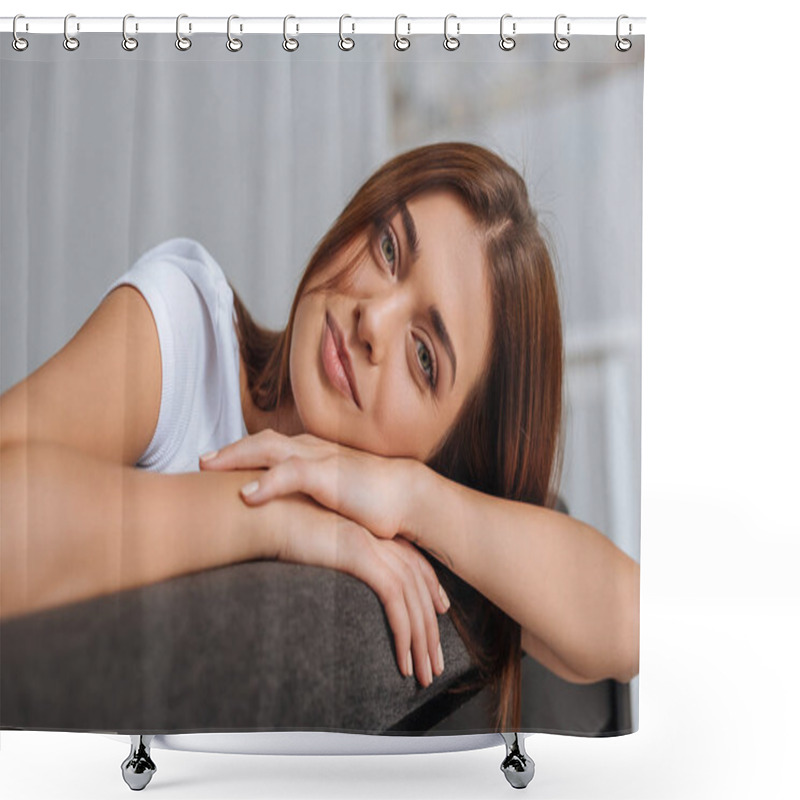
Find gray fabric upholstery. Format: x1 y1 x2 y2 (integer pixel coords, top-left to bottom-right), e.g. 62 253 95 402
0 562 478 734
1 554 630 736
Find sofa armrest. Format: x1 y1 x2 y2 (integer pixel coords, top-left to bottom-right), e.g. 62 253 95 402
0 561 482 734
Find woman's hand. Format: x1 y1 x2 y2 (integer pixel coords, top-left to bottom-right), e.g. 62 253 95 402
253 491 449 687
199 429 419 541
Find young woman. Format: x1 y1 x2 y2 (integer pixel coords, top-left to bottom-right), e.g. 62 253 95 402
0 142 639 731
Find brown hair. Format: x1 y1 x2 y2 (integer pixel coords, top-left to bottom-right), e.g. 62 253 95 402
231 142 563 730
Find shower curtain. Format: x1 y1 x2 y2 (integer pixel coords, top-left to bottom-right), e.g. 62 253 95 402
0 20 644 741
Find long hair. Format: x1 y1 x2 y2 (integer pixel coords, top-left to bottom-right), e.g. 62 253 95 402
231 142 563 730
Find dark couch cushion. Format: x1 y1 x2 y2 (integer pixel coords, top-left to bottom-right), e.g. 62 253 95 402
0 562 479 734
1 557 630 736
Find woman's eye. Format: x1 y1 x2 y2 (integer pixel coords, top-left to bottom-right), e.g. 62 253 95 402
379 228 396 272
415 338 437 389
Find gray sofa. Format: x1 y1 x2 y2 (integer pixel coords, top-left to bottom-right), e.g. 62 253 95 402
0 559 631 735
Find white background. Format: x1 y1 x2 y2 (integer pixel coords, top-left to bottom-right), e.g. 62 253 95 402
1 1 798 798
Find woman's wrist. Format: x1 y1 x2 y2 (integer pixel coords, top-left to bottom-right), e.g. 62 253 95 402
401 459 460 571
234 469 285 561
399 458 428 542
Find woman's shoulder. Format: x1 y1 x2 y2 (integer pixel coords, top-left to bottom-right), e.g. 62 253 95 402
105 237 233 328
131 237 229 288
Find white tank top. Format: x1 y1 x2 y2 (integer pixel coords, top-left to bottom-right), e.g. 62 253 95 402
101 237 248 473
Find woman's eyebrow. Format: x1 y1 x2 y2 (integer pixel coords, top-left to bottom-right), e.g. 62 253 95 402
398 201 419 262
429 305 457 389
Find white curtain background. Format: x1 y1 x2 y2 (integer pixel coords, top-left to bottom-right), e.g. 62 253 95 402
1 34 390 371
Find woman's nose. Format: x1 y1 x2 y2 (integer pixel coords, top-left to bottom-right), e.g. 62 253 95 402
356 292 405 362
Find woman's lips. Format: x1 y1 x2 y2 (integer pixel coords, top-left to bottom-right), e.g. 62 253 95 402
322 312 362 409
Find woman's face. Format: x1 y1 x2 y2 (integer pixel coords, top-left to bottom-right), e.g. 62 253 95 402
289 188 492 461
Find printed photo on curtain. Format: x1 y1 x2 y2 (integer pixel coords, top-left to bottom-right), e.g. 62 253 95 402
0 20 643 753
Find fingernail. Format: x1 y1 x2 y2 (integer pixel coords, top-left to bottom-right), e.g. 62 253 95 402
200 450 218 462
425 654 433 686
406 651 413 678
439 585 450 611
436 643 445 675
241 481 259 497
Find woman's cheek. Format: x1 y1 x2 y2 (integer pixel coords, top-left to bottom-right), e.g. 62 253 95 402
371 395 434 460
287 312 321 430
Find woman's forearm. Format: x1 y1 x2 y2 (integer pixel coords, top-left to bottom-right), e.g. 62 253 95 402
405 462 640 684
0 442 272 620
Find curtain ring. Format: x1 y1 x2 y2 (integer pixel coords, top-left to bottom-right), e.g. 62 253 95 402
122 14 138 51
339 15 355 50
63 13 80 51
394 14 410 51
226 15 243 52
499 14 516 51
12 15 29 52
283 15 299 51
175 14 192 51
443 14 460 51
553 14 570 52
615 15 632 52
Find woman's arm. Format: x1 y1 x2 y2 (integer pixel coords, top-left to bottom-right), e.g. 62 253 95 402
0 441 270 620
0 285 162 462
405 461 640 684
0 442 450 686
1 282 268 619
197 430 639 685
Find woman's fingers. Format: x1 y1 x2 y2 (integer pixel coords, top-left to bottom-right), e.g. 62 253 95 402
203 433 411 542
199 429 284 470
200 427 326 471
347 541 414 680
398 557 434 687
377 578 415 680
394 537 450 616
383 559 431 686
394 543 446 677
269 496 447 687
343 529 445 686
237 456 399 539
239 455 327 507
374 542 442 686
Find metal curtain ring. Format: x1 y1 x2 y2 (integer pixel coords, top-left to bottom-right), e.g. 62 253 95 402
615 14 632 52
553 14 570 51
227 15 243 51
394 14 410 51
499 14 516 51
443 14 460 51
63 13 80 51
12 14 29 52
175 14 192 51
122 14 138 51
339 15 354 50
283 15 299 51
